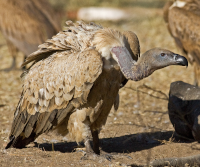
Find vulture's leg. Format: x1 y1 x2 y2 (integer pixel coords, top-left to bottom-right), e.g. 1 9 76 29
80 137 98 160
84 137 94 153
91 130 131 160
81 134 112 161
68 109 111 161
91 130 100 154
113 94 120 112
1 41 20 71
1 55 17 72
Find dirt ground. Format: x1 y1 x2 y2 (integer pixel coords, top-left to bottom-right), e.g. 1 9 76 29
0 6 200 167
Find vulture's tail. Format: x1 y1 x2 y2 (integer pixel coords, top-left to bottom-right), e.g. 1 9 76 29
5 133 37 149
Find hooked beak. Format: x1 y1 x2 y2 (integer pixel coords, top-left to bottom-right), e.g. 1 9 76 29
174 54 188 67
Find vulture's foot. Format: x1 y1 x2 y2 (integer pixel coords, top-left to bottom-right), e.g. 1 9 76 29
80 136 113 161
80 152 113 162
109 153 133 160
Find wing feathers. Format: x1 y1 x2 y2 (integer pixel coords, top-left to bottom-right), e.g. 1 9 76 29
63 88 75 101
55 96 64 106
8 48 103 147
42 110 57 133
24 113 39 138
22 21 102 66
13 114 31 138
7 21 103 148
56 104 74 125
35 112 51 134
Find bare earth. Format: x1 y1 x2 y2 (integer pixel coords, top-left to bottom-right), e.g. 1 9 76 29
0 7 199 167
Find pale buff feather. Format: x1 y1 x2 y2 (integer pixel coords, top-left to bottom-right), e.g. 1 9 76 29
54 88 63 97
55 96 64 106
68 109 91 143
63 89 75 101
92 28 125 59
44 88 54 100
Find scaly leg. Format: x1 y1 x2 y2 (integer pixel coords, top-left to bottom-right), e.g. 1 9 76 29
1 41 21 71
84 137 94 153
81 131 112 161
92 130 100 154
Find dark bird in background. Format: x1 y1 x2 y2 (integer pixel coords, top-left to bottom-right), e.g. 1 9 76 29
163 0 200 85
151 81 200 167
5 21 188 160
0 0 61 71
168 81 200 141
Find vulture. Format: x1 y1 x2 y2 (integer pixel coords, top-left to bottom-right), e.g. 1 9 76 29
0 0 61 71
163 0 200 85
5 21 188 159
151 81 200 167
168 81 200 141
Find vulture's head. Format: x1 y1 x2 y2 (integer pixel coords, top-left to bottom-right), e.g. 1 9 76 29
111 47 188 81
93 28 188 81
139 48 188 69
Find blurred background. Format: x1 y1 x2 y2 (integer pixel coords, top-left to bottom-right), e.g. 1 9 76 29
0 0 196 166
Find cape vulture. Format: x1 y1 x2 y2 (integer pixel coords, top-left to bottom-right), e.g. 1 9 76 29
151 81 200 167
168 81 200 140
163 0 200 85
5 21 188 159
0 0 61 71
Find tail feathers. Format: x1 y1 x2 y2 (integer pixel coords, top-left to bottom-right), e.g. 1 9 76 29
5 135 15 149
5 133 37 149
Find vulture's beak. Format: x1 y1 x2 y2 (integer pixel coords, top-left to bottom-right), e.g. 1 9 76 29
174 54 188 67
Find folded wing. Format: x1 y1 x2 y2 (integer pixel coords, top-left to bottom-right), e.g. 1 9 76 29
6 22 103 148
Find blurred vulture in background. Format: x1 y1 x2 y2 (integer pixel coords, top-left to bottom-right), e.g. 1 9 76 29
5 20 188 160
0 0 61 71
163 0 200 85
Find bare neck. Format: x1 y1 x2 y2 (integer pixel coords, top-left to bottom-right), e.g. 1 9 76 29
131 61 154 81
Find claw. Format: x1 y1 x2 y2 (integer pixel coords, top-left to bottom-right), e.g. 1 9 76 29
104 154 113 161
80 152 113 162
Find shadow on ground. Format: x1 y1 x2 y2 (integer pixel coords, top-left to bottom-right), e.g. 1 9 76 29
35 130 193 154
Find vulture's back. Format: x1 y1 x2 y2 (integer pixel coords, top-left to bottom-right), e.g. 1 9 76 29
164 0 200 64
0 0 61 55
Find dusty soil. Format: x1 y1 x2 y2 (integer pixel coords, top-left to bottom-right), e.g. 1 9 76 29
0 7 200 167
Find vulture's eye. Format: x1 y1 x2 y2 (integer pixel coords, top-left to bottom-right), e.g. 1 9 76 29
161 53 165 57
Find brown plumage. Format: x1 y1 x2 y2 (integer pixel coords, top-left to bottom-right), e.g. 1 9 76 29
163 0 200 85
6 21 188 158
0 0 61 71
